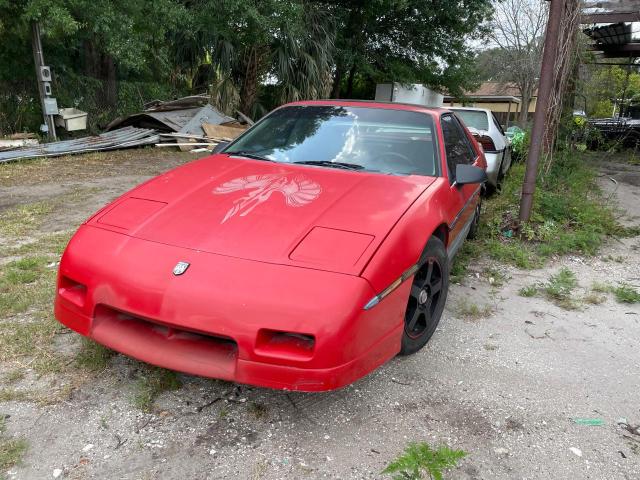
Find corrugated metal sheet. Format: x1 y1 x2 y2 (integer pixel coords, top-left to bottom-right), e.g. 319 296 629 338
584 22 633 46
105 103 234 134
0 127 158 163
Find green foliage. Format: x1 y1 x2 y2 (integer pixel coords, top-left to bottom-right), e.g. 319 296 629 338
383 442 466 480
612 284 640 304
0 0 493 132
511 129 530 162
582 65 640 118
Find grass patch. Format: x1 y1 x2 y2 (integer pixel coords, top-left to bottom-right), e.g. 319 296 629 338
0 253 68 375
4 370 24 384
0 389 33 403
518 285 538 297
76 338 115 372
4 231 72 257
450 242 481 283
0 317 64 374
132 367 182 412
481 266 509 288
0 416 28 471
584 292 607 305
589 282 640 304
0 256 56 317
457 153 639 277
454 299 494 320
383 442 466 480
0 202 53 238
612 284 640 303
591 282 610 293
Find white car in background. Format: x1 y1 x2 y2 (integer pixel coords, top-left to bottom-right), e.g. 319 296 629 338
450 107 512 192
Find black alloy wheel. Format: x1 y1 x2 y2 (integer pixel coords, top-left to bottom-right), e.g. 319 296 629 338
400 236 449 355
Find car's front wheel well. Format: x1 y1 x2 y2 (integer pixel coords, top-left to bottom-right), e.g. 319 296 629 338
431 224 449 248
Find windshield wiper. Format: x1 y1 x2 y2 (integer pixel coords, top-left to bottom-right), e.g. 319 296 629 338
293 160 365 171
226 151 274 162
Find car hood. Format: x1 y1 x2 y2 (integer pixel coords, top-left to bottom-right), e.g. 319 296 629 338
88 155 435 275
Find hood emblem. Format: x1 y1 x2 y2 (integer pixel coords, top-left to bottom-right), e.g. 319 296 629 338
213 174 321 223
173 261 190 276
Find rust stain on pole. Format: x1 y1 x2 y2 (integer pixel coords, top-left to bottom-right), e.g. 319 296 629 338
519 0 564 223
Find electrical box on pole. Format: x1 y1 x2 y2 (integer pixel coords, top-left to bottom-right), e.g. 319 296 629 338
31 22 57 141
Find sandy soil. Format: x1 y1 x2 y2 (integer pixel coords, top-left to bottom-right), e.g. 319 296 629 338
0 150 638 480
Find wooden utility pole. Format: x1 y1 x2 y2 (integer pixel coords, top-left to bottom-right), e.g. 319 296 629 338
31 22 57 141
518 0 564 223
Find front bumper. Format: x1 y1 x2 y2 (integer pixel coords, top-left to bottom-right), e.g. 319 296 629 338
54 226 407 391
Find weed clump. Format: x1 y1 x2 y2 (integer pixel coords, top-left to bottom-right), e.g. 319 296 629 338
133 367 181 412
0 416 28 470
613 284 640 303
383 442 466 480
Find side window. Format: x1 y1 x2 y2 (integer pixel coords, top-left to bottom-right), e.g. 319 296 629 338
492 113 505 135
441 114 476 183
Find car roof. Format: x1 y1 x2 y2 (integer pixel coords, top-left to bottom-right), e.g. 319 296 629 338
283 99 449 117
448 106 491 114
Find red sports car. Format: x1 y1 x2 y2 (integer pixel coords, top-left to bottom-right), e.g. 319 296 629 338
55 100 487 391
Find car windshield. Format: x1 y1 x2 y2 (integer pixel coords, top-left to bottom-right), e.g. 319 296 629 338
224 105 438 176
454 110 489 131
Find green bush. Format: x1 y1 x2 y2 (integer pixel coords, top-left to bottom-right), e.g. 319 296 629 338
511 129 530 162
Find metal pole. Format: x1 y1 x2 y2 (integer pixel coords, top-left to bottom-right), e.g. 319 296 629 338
518 0 564 223
31 22 57 141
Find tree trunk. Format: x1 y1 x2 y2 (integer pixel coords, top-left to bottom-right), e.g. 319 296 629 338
346 63 357 98
83 38 117 109
331 66 343 98
518 84 532 126
103 55 117 108
240 47 259 116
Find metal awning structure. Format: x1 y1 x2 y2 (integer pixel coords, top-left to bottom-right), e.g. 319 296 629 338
582 1 640 58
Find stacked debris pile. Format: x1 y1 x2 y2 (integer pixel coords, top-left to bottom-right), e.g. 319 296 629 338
0 96 253 162
107 95 250 151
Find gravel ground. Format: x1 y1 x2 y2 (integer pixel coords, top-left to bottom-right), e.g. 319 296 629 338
0 151 639 479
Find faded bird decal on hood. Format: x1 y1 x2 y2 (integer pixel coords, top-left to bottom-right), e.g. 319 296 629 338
213 174 322 223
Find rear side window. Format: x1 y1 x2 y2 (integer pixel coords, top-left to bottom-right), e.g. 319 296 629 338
453 110 489 131
441 114 476 183
492 113 505 135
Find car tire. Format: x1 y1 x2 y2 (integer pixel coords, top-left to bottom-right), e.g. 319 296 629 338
487 158 504 195
399 236 449 355
467 202 481 240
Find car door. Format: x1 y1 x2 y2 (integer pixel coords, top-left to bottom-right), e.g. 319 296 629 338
441 113 483 258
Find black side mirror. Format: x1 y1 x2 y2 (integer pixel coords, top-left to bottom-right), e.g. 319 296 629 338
212 141 230 154
456 164 488 185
